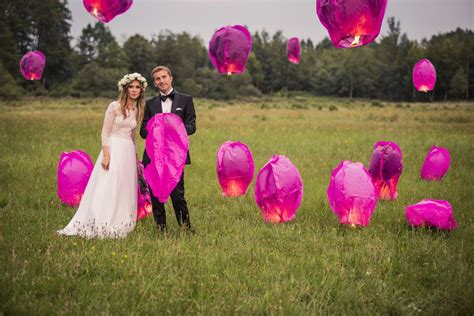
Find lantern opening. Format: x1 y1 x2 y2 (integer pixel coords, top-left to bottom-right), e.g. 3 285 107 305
418 85 429 93
223 179 246 197
30 74 36 80
350 35 361 47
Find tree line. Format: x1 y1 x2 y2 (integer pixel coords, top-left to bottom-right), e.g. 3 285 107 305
1 0 473 101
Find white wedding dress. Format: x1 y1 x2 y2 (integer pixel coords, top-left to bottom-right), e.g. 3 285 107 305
58 101 138 238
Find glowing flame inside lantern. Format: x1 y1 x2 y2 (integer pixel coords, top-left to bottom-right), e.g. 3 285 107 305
30 74 36 81
351 35 361 46
418 85 429 93
223 179 246 197
93 7 98 17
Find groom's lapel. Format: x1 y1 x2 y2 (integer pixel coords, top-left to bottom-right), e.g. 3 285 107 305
171 91 180 114
154 96 163 114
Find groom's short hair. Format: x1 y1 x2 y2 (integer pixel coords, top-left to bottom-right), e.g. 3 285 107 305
151 66 172 78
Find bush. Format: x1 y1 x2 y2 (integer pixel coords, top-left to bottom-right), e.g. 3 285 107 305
0 63 23 100
329 105 338 111
71 62 127 98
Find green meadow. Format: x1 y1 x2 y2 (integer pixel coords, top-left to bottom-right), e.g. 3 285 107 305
1 97 473 314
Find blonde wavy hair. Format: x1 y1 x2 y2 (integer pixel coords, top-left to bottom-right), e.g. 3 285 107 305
117 79 146 126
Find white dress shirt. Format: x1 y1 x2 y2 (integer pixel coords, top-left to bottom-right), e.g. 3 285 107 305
160 88 174 113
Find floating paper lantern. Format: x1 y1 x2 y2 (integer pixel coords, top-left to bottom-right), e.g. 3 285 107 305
83 0 133 23
287 37 301 64
316 0 387 48
19 51 46 80
406 199 457 231
254 155 303 223
421 146 451 181
208 25 252 75
137 161 152 220
57 150 94 206
327 161 377 227
368 141 403 200
413 59 436 92
144 113 189 203
216 141 254 197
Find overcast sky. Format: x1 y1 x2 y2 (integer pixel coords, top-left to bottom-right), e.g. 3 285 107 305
68 0 473 45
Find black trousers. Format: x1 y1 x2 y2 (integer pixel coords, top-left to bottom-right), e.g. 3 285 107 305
149 172 191 229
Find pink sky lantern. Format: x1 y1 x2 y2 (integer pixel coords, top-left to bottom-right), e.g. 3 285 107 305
421 146 451 181
83 0 133 23
208 25 252 75
413 59 437 92
316 0 387 48
137 161 152 220
216 141 255 197
406 199 457 231
19 51 46 81
287 37 301 64
368 141 403 200
57 150 94 206
327 161 377 227
144 113 189 203
254 155 303 223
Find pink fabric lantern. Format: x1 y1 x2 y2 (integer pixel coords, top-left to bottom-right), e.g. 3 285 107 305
327 161 377 227
57 150 94 206
137 161 152 220
216 141 255 197
316 0 387 48
413 59 437 92
406 199 457 231
421 146 451 181
368 141 403 200
254 155 303 223
287 37 301 64
83 0 133 23
208 25 252 75
19 51 46 81
144 113 189 203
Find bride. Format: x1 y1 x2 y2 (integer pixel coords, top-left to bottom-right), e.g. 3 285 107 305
58 73 147 238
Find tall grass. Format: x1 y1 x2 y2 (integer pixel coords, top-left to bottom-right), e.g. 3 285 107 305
1 97 473 314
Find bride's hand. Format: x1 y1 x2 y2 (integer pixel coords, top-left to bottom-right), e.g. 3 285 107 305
101 156 110 170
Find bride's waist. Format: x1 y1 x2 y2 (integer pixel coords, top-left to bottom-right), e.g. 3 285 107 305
110 133 132 141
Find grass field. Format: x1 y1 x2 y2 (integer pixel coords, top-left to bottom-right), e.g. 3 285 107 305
1 97 473 314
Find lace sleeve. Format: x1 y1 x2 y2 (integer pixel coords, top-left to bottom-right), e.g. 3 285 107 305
131 125 137 153
101 102 117 147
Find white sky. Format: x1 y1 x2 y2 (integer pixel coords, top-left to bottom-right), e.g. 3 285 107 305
68 0 474 45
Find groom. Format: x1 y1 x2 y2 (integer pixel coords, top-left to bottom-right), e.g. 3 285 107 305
140 65 196 232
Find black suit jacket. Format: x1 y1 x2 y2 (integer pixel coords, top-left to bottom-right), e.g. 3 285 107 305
140 91 196 167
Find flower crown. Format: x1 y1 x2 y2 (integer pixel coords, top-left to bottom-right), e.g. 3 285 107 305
117 73 148 92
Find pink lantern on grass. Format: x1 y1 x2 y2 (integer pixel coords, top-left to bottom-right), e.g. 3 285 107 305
254 155 303 223
216 141 255 197
316 0 387 48
144 113 189 203
406 199 457 231
83 0 133 23
19 51 46 80
57 150 94 206
327 161 377 227
208 25 252 75
421 146 451 181
368 141 403 200
413 59 436 92
287 37 301 64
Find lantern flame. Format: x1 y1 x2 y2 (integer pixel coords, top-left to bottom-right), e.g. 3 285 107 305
351 35 361 47
224 180 246 197
418 85 429 93
30 74 36 80
92 7 98 17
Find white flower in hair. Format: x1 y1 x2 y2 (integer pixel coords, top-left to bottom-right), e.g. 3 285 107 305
117 73 148 92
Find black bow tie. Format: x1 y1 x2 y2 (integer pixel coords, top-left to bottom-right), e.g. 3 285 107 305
160 92 174 102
